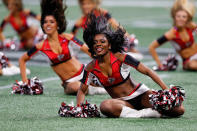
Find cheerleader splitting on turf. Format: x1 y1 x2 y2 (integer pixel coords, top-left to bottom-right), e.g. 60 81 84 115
77 13 185 118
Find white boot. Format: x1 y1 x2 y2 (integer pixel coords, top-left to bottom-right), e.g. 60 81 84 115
88 85 107 95
2 67 14 76
120 106 161 118
9 65 20 75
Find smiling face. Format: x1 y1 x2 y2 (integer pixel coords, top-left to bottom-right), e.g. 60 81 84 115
43 15 58 35
174 10 189 28
93 34 110 57
80 0 96 15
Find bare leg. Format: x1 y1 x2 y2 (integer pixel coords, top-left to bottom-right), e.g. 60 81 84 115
184 60 197 70
63 81 81 95
62 81 89 95
100 98 161 118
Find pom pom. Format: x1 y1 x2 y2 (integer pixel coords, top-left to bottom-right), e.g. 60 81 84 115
149 85 185 112
58 100 100 118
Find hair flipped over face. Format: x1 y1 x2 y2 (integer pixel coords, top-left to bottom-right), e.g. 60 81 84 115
83 12 126 58
40 0 67 34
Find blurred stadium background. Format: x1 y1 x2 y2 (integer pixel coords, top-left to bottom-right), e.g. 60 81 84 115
0 0 197 131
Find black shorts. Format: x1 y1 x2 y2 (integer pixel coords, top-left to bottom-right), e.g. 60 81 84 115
126 93 144 110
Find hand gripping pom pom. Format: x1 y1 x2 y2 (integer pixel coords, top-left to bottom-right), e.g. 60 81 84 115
149 85 185 112
152 54 178 71
58 100 100 118
11 77 44 95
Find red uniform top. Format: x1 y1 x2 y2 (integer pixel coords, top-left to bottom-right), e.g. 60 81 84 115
27 35 84 66
0 11 29 34
81 52 140 88
171 27 195 51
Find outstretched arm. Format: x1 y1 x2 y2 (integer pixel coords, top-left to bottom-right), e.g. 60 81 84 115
77 83 88 105
19 53 31 83
19 42 42 83
137 63 168 90
149 29 174 68
149 40 162 67
116 52 168 90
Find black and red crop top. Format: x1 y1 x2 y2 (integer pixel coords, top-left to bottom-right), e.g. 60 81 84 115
81 52 140 88
0 12 29 34
27 35 84 66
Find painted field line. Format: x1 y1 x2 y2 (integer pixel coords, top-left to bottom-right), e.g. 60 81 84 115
0 76 59 90
158 74 170 79
0 73 170 90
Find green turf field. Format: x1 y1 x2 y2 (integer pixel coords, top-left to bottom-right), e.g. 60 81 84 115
1 65 197 131
1 0 197 130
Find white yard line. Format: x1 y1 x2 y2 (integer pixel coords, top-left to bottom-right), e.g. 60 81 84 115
0 72 170 90
158 74 170 79
0 76 59 90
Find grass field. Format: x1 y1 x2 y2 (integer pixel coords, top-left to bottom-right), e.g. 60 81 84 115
0 0 197 131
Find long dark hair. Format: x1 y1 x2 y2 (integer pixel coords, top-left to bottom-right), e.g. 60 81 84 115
83 12 126 58
40 0 67 34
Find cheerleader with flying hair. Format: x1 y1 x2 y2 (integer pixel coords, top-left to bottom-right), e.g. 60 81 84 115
71 0 143 60
76 13 185 118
